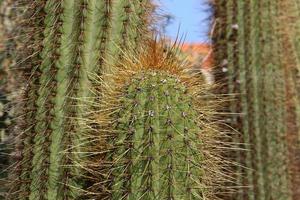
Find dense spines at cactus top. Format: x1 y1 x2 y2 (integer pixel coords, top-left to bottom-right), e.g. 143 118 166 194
4 0 152 199
212 0 296 199
83 40 230 199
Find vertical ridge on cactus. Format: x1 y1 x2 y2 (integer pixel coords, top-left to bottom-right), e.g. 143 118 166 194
46 1 83 199
79 0 112 97
236 1 255 199
106 0 151 73
246 0 264 198
29 1 63 199
211 1 244 199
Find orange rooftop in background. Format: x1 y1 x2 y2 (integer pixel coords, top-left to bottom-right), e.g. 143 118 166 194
181 43 213 70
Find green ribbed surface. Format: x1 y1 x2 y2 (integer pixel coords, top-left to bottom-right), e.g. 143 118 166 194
212 0 294 199
46 1 83 199
6 0 151 199
105 0 150 73
108 71 207 200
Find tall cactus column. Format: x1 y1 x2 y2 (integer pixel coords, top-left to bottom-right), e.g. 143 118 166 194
5 0 151 199
212 0 293 199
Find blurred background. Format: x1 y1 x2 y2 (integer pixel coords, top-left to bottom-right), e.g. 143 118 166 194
155 0 213 72
157 0 212 43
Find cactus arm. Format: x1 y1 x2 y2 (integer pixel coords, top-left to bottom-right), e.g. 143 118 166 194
72 2 113 196
47 0 83 199
110 79 147 199
65 2 113 197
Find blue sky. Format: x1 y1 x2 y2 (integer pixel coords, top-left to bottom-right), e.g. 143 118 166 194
158 0 212 43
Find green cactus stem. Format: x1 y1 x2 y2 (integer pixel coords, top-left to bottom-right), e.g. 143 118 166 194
212 0 296 199
111 72 206 199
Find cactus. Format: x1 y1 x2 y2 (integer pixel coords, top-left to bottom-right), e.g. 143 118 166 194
109 72 207 199
212 0 299 199
82 40 227 200
4 1 152 199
